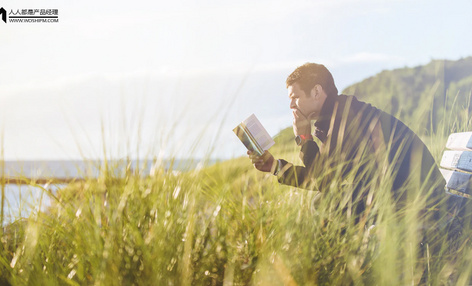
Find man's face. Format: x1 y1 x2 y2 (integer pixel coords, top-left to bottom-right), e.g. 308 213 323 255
288 82 324 120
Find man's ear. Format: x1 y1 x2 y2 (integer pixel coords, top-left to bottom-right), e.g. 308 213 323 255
310 84 321 98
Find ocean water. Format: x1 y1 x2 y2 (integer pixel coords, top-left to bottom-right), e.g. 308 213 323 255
1 184 57 225
1 159 213 225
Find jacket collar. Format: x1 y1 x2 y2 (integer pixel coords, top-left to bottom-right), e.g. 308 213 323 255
314 94 337 140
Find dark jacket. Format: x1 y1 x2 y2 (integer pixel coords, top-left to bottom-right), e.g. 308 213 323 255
276 94 462 223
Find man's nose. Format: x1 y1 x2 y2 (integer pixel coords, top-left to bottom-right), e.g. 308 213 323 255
290 99 296 109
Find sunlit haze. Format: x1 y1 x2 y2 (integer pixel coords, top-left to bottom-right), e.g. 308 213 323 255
1 0 471 160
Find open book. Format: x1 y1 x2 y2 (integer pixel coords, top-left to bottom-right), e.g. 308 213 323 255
233 114 275 156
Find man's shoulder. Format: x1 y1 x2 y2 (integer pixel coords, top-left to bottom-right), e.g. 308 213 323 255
337 94 371 108
339 94 399 119
337 94 413 135
336 94 380 118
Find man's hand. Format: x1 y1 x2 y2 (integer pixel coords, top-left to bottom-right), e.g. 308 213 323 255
247 150 276 173
292 109 312 136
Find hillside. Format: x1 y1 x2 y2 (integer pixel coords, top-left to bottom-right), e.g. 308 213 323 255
343 57 472 135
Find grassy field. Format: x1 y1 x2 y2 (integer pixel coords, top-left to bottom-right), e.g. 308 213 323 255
1 96 472 285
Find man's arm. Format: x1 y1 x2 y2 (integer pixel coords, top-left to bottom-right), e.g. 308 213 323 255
275 140 320 188
274 109 320 188
248 140 321 189
247 108 321 188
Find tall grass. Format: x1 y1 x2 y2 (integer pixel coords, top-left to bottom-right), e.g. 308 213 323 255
0 89 472 285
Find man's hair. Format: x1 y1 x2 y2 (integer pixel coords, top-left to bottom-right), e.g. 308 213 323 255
286 63 338 97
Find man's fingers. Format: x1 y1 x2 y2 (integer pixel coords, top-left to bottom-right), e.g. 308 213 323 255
248 150 273 172
249 153 262 163
248 150 258 160
254 159 265 168
250 153 267 165
293 110 302 121
249 153 259 160
293 109 308 120
261 150 268 158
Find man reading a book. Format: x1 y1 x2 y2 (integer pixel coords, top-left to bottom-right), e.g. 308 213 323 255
247 63 463 247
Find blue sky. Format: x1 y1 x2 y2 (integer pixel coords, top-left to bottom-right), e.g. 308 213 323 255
1 0 472 160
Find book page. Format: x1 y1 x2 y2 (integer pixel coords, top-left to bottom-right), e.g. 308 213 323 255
233 114 275 155
233 124 263 155
242 114 275 151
